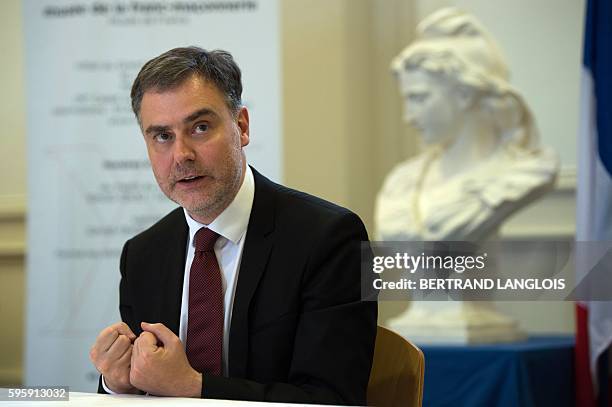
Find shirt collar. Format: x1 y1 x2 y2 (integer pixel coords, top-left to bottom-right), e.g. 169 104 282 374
183 165 255 245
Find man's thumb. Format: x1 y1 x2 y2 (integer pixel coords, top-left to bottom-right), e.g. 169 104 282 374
140 322 175 346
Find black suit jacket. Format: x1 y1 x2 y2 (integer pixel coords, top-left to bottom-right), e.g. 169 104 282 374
99 168 377 404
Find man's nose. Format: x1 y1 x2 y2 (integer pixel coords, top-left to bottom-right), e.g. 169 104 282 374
173 136 196 163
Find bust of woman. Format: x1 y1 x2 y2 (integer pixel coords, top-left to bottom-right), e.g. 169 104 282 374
375 8 559 343
375 8 558 243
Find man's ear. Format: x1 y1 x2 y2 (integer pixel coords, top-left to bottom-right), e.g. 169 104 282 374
237 106 250 147
455 85 476 111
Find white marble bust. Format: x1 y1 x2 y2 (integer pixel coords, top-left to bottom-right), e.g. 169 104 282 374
375 8 558 243
375 8 559 343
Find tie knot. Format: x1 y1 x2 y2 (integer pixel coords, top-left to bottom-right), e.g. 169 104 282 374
194 228 219 252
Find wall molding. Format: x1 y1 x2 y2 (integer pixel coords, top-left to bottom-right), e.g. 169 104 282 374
0 242 25 257
0 194 25 386
556 166 576 191
0 194 26 221
0 193 26 258
0 367 22 386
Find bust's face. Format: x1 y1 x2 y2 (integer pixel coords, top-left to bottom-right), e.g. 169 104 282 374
398 69 462 146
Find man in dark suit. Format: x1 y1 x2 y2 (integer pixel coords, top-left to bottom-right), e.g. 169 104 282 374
89 46 377 405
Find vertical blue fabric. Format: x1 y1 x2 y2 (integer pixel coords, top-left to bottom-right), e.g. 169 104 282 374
584 0 612 175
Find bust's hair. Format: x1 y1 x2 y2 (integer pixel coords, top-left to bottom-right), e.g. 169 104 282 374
131 46 242 123
391 8 539 153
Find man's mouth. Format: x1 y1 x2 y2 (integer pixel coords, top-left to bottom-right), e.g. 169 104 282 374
177 175 204 184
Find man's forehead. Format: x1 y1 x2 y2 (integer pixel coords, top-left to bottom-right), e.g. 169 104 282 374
143 75 222 101
140 78 226 116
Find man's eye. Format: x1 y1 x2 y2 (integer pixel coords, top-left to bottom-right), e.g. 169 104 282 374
194 124 208 134
154 133 172 143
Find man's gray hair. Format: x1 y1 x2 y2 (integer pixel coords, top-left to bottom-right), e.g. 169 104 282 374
131 46 243 121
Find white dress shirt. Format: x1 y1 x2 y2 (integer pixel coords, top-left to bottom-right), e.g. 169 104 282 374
102 166 254 392
179 166 255 375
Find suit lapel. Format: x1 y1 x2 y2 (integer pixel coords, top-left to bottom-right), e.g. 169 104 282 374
159 209 189 336
228 169 276 378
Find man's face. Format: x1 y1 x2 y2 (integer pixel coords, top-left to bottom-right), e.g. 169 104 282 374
139 75 250 224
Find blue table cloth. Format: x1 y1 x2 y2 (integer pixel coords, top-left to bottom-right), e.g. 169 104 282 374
420 336 574 407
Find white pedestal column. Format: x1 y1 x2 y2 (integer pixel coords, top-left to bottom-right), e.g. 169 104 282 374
387 301 525 344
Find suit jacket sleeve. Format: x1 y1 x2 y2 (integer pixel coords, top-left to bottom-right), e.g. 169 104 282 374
201 211 377 405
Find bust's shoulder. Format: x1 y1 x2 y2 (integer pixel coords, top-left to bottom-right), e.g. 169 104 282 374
463 147 559 207
387 153 429 176
380 153 429 194
509 146 558 175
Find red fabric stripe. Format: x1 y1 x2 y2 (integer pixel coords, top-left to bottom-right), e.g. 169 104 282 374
576 303 596 407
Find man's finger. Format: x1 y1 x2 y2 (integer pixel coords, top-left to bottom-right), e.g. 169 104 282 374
94 322 135 353
141 322 177 347
113 322 137 341
136 331 159 351
118 344 133 366
106 334 132 360
95 326 120 353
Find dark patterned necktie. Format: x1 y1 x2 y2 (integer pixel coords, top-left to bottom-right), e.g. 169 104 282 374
185 227 223 376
